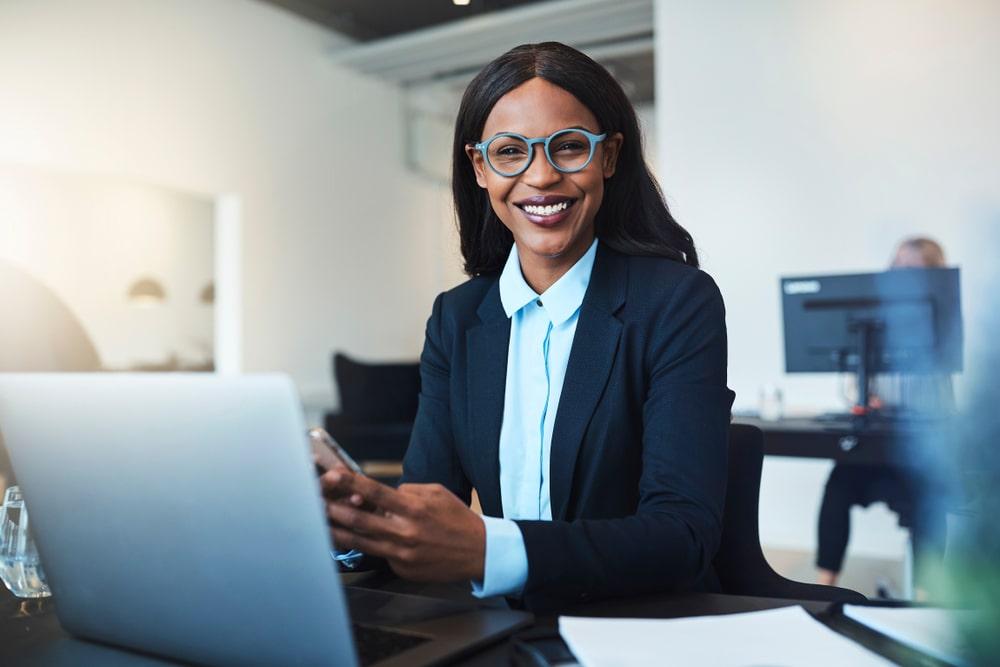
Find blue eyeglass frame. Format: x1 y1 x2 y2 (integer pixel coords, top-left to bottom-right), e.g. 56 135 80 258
472 128 608 177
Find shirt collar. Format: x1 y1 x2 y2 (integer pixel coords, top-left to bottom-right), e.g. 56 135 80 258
498 238 599 326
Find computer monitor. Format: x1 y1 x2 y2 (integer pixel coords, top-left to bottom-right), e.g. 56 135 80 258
781 268 962 415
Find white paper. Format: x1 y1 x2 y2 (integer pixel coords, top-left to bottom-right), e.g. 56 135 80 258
844 605 975 666
559 605 893 667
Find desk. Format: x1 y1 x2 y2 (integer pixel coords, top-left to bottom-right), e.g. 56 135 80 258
736 416 945 466
0 581 950 666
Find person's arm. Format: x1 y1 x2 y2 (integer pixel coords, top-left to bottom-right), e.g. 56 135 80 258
321 292 486 582
403 293 528 598
399 292 472 501
515 269 733 601
470 516 529 598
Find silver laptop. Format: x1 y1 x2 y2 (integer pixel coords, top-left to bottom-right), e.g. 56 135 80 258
0 374 529 666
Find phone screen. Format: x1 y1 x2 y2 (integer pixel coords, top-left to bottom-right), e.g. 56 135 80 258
307 427 363 474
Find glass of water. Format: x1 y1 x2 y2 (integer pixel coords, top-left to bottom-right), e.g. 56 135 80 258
0 485 51 598
758 384 785 421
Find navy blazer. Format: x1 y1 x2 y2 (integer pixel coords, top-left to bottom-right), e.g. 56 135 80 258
401 243 735 610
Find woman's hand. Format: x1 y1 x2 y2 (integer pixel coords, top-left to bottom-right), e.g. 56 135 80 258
320 469 486 583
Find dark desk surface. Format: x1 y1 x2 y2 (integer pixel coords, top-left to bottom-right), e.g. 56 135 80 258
736 416 948 466
0 579 950 667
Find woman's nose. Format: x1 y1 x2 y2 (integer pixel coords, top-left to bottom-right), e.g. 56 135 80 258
520 150 562 189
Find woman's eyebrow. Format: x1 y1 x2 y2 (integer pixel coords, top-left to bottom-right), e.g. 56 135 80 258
491 125 598 137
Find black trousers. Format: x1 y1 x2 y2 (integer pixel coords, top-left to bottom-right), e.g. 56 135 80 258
816 464 947 575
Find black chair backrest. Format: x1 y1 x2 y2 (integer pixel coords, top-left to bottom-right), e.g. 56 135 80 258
714 423 866 603
333 352 420 423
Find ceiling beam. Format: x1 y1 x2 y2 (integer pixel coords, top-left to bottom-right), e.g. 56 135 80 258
327 0 653 86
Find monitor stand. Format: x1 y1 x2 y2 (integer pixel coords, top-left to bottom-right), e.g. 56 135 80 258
848 317 883 419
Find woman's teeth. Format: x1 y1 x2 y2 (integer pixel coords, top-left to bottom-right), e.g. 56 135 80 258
522 201 571 216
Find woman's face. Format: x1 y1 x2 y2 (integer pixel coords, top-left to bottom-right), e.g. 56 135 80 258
466 77 622 273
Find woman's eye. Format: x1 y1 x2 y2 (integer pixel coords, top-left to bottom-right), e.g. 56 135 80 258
555 141 586 153
496 145 526 156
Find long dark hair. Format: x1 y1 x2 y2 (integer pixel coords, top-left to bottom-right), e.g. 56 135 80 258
453 41 698 276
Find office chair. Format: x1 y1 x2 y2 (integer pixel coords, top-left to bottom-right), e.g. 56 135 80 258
713 423 867 603
323 352 420 484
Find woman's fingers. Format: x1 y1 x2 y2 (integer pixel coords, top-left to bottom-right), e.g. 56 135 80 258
330 526 396 558
319 464 353 497
326 479 486 583
326 500 404 539
322 469 411 515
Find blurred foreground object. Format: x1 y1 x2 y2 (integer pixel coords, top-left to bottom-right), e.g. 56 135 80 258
943 273 1000 665
0 259 100 372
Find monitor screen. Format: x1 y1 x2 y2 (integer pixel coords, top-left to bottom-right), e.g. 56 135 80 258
781 268 962 375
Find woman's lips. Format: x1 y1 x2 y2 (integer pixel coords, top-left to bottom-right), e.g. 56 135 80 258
516 198 577 226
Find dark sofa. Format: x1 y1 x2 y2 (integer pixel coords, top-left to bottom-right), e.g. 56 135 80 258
323 353 420 480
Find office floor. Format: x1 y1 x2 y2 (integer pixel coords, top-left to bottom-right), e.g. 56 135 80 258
765 547 906 599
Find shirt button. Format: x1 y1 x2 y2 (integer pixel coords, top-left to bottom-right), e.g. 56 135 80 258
536 299 543 307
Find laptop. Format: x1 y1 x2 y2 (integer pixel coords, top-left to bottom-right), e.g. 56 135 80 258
0 374 530 666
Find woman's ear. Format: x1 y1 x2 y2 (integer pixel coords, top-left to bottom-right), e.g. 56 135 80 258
602 132 624 179
465 145 489 188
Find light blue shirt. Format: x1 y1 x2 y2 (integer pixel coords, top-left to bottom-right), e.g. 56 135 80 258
471 238 598 598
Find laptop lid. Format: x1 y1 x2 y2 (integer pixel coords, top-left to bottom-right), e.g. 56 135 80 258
0 373 358 667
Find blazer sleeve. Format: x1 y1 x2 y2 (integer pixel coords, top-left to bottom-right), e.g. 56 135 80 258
400 293 473 504
514 269 734 603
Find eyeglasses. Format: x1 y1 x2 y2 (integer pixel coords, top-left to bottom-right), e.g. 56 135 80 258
471 128 608 177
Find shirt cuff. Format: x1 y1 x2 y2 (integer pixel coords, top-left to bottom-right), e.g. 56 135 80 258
471 515 528 598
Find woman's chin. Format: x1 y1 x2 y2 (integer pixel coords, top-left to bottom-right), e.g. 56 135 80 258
518 227 590 260
520 239 573 261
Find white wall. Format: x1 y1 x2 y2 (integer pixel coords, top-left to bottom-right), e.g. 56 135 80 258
0 0 453 408
655 0 1000 561
0 164 214 369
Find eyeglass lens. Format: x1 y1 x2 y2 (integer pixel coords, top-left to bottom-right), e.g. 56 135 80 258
487 130 593 176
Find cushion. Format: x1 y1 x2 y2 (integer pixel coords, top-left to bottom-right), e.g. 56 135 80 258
333 352 420 423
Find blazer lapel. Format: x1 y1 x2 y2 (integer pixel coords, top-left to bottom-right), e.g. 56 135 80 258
466 279 510 517
549 245 627 519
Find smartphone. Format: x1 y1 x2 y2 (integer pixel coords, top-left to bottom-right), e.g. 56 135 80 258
307 427 364 475
309 427 379 515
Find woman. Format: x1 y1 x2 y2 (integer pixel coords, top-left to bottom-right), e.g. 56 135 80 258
323 42 735 611
816 237 953 594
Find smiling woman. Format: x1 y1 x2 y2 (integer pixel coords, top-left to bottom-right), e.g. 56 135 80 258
453 42 697 281
463 79 619 293
322 42 734 612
